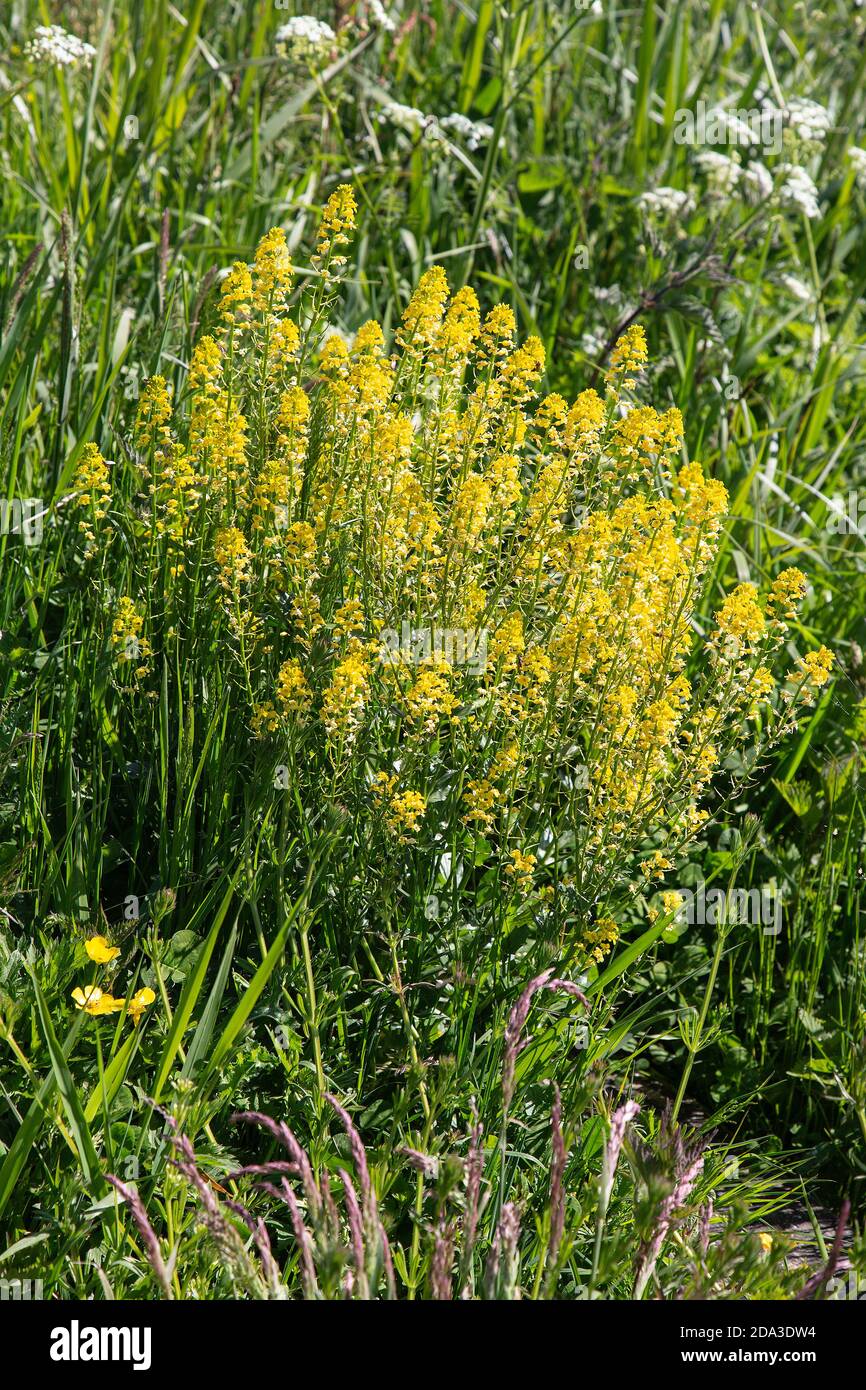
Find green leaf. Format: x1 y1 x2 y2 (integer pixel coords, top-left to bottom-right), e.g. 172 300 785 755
152 871 239 1101
85 1029 138 1125
588 921 669 996
202 910 297 1085
33 979 104 1194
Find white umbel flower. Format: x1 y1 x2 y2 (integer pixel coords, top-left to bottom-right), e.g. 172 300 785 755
741 161 773 201
379 100 441 140
439 113 495 151
778 164 821 220
695 150 741 194
367 0 397 33
848 146 866 185
275 16 336 63
638 187 694 217
25 25 96 70
784 98 832 144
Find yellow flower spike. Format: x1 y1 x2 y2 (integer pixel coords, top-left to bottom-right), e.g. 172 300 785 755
397 266 450 356
188 335 223 397
220 260 253 325
713 583 765 653
275 657 312 717
353 320 386 356
479 303 516 362
127 987 156 1025
768 566 807 620
111 597 152 668
320 185 357 240
437 285 481 360
214 526 252 587
251 227 293 314
135 378 173 453
608 323 648 377
85 935 120 964
316 185 358 267
798 645 834 693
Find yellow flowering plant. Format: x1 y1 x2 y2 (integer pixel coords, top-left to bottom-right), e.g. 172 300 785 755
86 187 833 984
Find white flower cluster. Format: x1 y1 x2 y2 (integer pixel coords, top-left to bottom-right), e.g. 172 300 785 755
591 284 625 307
377 102 495 153
710 106 763 147
439 112 495 151
638 186 694 217
848 145 866 185
695 150 741 194
777 163 821 220
740 161 773 201
367 0 397 34
379 100 438 138
275 16 336 63
579 329 606 358
784 98 832 145
25 25 96 70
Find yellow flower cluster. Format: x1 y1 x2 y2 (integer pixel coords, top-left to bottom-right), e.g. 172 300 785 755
71 443 112 552
71 938 155 1024
373 773 427 841
111 597 151 674
92 191 830 959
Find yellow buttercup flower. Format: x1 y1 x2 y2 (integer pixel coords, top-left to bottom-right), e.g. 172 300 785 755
127 987 156 1024
85 935 120 964
71 985 125 1017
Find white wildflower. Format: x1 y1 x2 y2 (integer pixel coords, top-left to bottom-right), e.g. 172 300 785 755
638 187 694 217
695 150 741 194
579 330 605 358
367 0 398 33
25 25 96 70
848 146 866 185
591 284 625 307
741 161 773 201
784 98 832 145
275 16 336 63
439 113 495 152
379 100 441 140
778 164 821 220
708 105 760 147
